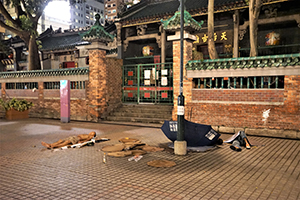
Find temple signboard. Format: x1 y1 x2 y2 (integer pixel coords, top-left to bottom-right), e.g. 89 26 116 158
193 30 233 45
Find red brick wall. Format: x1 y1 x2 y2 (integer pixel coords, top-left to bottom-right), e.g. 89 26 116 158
186 75 300 131
0 88 87 120
106 57 123 115
192 89 284 103
170 33 300 132
1 53 123 122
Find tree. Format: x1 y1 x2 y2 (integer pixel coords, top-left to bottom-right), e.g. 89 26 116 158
207 0 218 59
0 0 52 70
249 0 262 57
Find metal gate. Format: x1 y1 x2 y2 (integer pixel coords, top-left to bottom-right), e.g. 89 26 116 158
122 62 173 104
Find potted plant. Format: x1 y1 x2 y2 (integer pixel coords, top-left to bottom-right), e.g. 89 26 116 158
0 98 34 120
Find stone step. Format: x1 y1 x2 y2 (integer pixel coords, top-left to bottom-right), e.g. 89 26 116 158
117 105 173 114
106 116 169 124
110 112 171 119
106 104 173 124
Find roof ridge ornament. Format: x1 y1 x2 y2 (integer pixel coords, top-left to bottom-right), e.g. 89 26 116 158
80 13 114 43
161 10 203 32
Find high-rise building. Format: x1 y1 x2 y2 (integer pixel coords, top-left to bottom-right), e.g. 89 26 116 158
105 0 141 22
38 14 70 34
38 0 71 33
105 0 122 21
70 0 105 29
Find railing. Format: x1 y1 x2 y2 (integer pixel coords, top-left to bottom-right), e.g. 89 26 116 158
193 76 284 89
44 81 86 89
6 82 39 89
4 81 86 90
239 44 300 57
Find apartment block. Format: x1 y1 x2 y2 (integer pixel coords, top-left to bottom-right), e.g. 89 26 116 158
70 0 105 28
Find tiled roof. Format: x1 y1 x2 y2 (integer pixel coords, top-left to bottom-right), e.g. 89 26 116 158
161 10 203 31
0 67 89 79
40 33 89 51
120 0 246 22
186 54 300 70
81 14 114 43
40 15 115 51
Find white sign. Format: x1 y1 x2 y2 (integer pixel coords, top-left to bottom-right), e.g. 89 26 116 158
205 130 216 140
177 106 184 116
161 69 168 75
169 121 178 132
161 77 168 86
144 80 150 86
144 70 151 79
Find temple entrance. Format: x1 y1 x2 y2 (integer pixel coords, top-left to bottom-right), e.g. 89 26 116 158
122 62 173 104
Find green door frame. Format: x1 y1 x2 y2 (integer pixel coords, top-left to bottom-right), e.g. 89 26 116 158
122 62 173 104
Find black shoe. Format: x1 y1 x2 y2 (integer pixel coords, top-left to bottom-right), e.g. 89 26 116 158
230 140 242 152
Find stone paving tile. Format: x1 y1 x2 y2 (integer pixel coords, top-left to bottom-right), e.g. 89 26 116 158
0 118 299 200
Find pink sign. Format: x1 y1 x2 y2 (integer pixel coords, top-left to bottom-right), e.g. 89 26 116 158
60 80 70 123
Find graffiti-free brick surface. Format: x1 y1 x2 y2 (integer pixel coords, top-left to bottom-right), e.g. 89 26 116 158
0 118 299 200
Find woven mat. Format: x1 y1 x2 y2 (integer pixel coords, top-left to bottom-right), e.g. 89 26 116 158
107 151 132 157
101 143 125 152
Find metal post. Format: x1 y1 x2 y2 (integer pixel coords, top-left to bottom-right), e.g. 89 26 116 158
174 0 187 155
177 0 185 142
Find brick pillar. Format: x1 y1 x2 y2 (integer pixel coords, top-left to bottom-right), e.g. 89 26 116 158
284 75 300 114
38 81 44 102
168 31 196 120
1 82 6 100
37 81 44 117
87 48 108 122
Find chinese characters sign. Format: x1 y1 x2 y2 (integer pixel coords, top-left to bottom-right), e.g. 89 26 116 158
193 30 232 44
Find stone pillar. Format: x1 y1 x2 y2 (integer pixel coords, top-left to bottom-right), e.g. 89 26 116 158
168 31 196 121
37 81 44 118
87 43 108 122
1 81 6 100
115 19 122 59
233 10 240 58
161 26 166 64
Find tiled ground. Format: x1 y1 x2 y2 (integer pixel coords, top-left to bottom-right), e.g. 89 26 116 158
0 118 299 200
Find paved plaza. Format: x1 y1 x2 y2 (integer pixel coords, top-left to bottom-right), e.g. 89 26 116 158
0 118 299 200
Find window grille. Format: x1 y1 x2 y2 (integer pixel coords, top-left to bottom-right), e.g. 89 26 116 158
44 82 60 89
70 81 86 89
44 81 86 89
192 76 284 89
5 82 38 90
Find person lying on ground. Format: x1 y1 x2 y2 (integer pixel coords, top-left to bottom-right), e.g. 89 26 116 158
41 131 96 149
229 131 251 151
